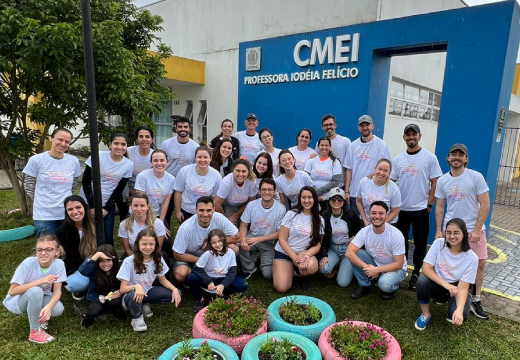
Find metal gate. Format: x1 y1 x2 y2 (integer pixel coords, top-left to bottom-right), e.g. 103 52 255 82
495 127 520 207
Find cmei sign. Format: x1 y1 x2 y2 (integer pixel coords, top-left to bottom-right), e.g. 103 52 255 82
244 33 361 85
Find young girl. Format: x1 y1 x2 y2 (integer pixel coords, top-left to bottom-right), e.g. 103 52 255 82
80 132 134 245
78 245 126 327
276 150 314 209
215 159 257 225
3 235 67 344
117 229 181 332
415 218 478 330
210 139 235 177
118 194 167 260
258 128 281 176
288 128 317 170
273 186 324 293
186 229 248 313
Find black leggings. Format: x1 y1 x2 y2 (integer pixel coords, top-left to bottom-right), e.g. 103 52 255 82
82 298 126 327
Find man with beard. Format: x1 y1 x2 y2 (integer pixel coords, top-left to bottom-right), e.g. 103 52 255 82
435 144 490 320
314 114 351 187
233 113 264 163
391 124 442 290
173 196 240 284
161 117 200 227
347 201 407 300
344 115 390 214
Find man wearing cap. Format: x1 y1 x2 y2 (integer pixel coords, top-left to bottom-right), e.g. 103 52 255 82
435 143 490 320
233 113 265 163
314 114 351 187
391 124 442 290
344 115 390 214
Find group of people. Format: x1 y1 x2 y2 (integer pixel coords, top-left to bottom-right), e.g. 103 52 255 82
4 112 491 343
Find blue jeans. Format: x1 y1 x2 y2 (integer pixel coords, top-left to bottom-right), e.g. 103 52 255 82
67 270 90 295
123 287 181 319
103 206 116 246
320 243 354 287
352 249 407 293
349 197 360 216
34 220 64 238
186 272 248 302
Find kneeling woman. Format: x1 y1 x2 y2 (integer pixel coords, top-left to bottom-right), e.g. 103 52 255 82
414 218 478 331
272 186 324 293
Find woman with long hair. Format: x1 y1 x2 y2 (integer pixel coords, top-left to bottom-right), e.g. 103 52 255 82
272 186 324 292
23 128 82 238
288 128 317 170
56 195 99 300
275 150 314 209
209 119 239 160
253 152 274 197
210 139 235 177
356 158 401 226
126 126 154 198
304 136 343 209
258 128 281 176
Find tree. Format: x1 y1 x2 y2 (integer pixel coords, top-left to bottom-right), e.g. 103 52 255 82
0 0 172 215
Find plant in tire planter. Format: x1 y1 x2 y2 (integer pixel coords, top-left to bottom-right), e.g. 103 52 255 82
192 295 268 355
174 339 223 360
258 336 306 360
268 295 336 343
242 331 322 360
158 339 239 360
280 297 321 326
318 321 402 360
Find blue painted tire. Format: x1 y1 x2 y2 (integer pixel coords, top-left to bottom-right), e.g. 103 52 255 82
267 295 336 343
242 331 322 360
0 225 35 243
158 338 239 360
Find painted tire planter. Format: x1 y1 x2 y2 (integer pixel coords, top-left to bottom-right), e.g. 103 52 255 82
192 306 268 355
267 295 336 343
0 225 35 242
242 331 322 360
318 321 402 360
158 338 239 360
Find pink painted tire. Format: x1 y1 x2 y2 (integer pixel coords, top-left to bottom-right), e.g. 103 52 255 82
192 306 268 355
318 321 402 360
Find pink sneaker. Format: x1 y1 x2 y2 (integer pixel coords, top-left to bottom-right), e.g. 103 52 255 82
29 328 54 344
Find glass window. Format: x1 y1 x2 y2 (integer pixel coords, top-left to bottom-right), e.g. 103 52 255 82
419 89 429 105
388 99 403 116
405 85 420 103
432 93 442 107
418 106 431 120
431 109 440 122
403 103 418 118
390 81 404 99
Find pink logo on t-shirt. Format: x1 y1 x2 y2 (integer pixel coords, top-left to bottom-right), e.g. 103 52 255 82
293 223 312 237
356 150 371 161
448 186 467 201
403 163 420 176
437 259 455 279
102 171 121 184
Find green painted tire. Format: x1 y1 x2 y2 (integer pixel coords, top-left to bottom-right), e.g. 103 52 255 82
242 331 322 360
158 338 239 360
0 225 35 242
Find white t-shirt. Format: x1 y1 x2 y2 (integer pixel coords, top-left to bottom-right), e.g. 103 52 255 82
23 152 81 220
304 157 342 199
330 216 350 245
435 169 489 232
126 146 152 190
233 131 264 163
266 148 282 177
424 238 478 284
391 149 442 211
352 224 407 271
160 136 199 177
3 257 67 314
216 174 257 206
275 171 314 207
173 213 238 257
173 164 222 214
134 169 175 215
288 146 317 170
356 177 401 223
344 136 390 197
196 249 237 278
117 255 168 294
118 218 166 247
241 199 287 238
274 211 324 255
315 134 351 187
79 151 134 206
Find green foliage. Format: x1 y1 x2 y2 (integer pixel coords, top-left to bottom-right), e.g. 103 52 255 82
204 295 267 337
279 297 321 326
329 321 389 360
175 339 216 360
259 336 305 360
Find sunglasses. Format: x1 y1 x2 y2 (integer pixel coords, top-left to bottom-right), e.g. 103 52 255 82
330 197 344 203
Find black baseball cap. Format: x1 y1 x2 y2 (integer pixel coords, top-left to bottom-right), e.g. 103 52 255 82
404 123 420 134
246 113 258 121
449 143 468 155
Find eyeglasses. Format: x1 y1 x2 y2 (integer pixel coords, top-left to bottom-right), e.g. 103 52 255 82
323 123 335 127
35 247 57 254
260 135 271 140
330 197 344 203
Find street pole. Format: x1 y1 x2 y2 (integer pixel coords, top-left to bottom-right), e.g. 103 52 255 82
81 0 105 245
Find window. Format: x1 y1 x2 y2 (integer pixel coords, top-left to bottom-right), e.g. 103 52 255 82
153 88 173 148
185 101 194 139
197 100 208 144
388 78 441 122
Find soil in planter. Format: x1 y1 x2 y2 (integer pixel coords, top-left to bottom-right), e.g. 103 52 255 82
279 301 322 326
174 350 223 360
258 347 307 360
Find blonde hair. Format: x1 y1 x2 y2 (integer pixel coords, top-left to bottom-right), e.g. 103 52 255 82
123 194 156 234
36 235 66 260
375 158 392 195
233 159 256 182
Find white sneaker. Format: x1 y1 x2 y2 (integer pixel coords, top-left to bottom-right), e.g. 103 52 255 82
142 304 153 318
131 315 147 332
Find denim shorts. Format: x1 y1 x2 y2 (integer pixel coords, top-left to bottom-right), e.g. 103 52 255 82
273 250 292 262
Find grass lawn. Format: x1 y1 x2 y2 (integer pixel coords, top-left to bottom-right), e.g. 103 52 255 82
0 190 519 359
